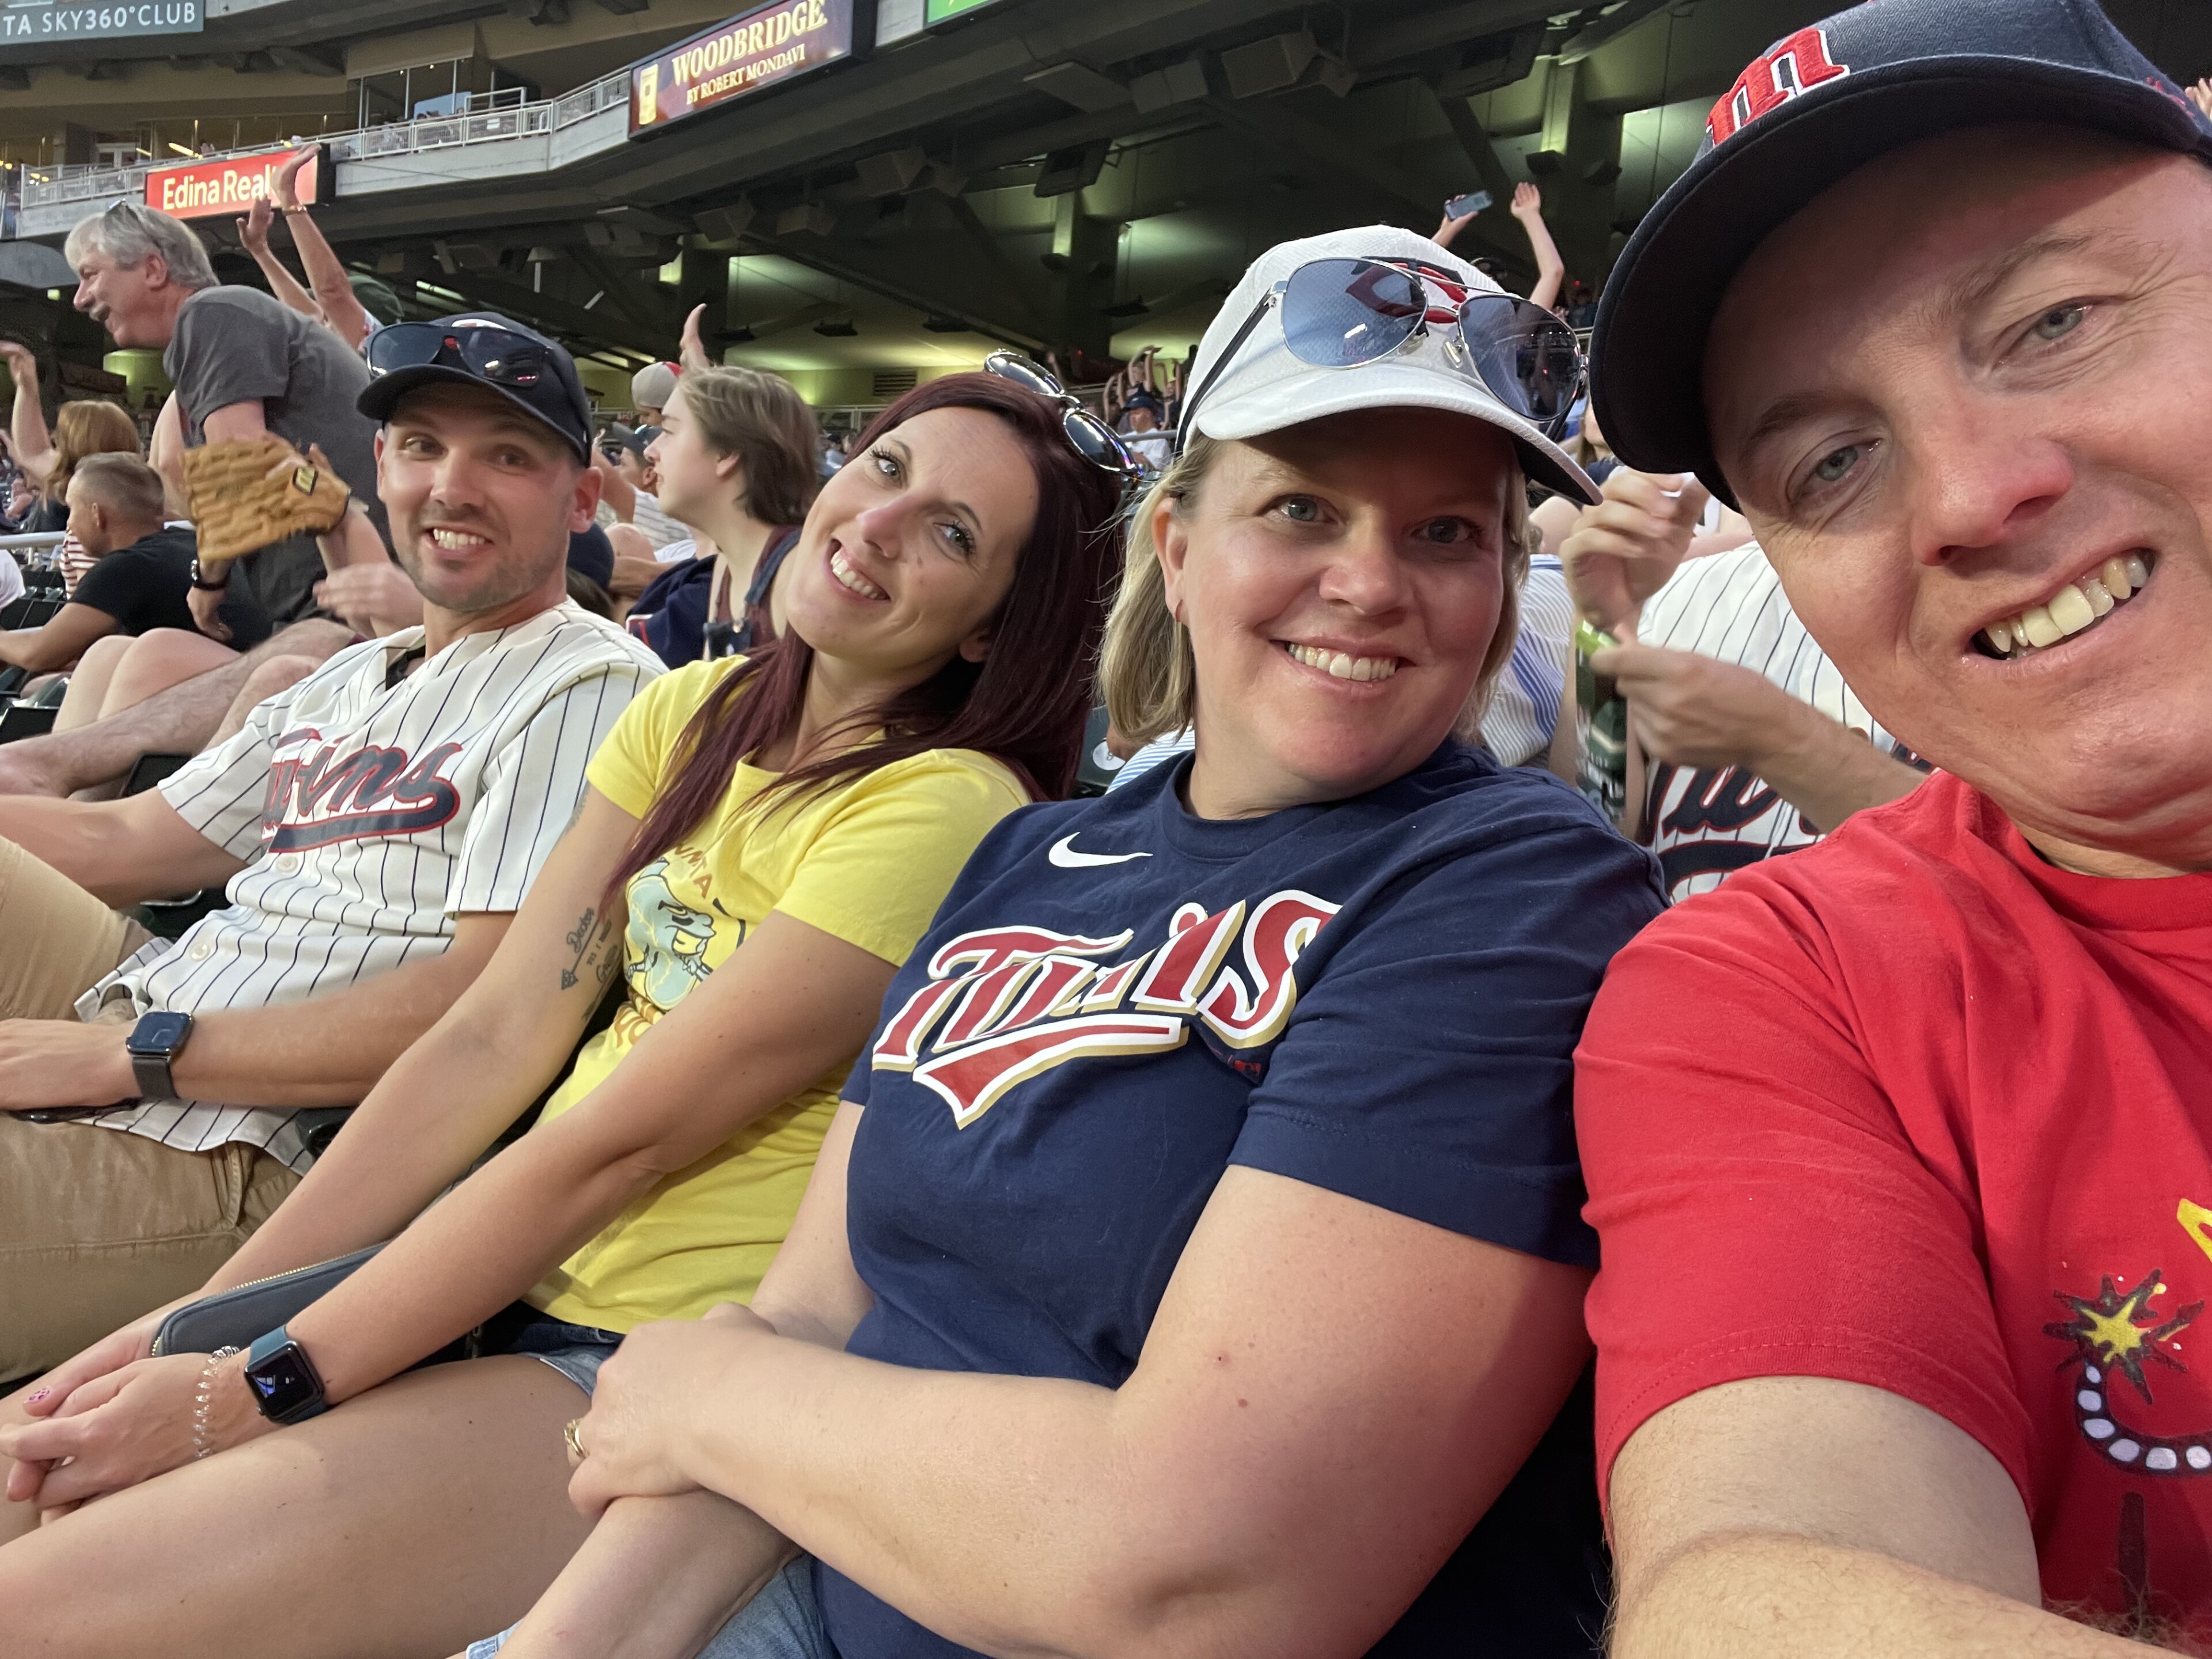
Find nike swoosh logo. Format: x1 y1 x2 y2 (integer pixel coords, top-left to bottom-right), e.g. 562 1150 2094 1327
1048 834 1152 869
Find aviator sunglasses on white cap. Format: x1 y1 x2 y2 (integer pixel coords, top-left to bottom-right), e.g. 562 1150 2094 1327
1175 255 1586 456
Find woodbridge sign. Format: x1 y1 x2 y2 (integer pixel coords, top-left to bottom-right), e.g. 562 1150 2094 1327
145 149 322 222
0 2 202 44
629 0 854 135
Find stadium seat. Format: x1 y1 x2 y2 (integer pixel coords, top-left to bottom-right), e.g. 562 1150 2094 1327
0 703 58 744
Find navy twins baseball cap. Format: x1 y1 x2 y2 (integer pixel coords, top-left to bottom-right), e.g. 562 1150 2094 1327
1592 0 2212 505
359 313 596 464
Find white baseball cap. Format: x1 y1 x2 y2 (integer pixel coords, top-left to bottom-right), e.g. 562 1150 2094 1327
1182 225 1599 504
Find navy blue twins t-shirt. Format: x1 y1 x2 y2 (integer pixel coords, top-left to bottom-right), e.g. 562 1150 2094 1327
820 742 1665 1658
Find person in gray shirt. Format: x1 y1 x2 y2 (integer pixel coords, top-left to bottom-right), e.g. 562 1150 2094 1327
66 200 384 628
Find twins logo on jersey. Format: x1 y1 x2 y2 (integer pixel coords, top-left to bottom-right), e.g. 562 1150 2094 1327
873 889 1339 1129
261 726 467 852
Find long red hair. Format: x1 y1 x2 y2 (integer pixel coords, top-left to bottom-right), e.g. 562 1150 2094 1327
605 373 1124 906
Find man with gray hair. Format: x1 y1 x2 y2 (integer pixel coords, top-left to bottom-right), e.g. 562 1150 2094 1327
66 200 382 628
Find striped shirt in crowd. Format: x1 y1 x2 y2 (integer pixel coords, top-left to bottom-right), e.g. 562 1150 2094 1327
1635 543 1914 903
81 600 664 1171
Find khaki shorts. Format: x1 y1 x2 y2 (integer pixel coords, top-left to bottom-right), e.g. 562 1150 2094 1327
0 838 300 1379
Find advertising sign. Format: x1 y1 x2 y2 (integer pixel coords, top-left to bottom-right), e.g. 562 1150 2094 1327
629 0 854 135
1 2 202 46
145 149 321 223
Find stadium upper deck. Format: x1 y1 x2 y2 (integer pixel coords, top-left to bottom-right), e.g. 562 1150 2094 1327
1 0 2207 407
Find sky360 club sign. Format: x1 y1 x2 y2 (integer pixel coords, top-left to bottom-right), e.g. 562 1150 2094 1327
0 1 202 44
629 0 854 135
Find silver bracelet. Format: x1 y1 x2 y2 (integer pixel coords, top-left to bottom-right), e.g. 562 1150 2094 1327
192 1346 243 1461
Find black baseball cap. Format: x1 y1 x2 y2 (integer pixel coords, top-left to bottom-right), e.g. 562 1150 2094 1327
1593 0 2212 506
601 422 649 460
359 313 596 465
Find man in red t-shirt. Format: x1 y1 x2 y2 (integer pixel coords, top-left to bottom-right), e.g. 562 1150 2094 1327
1575 0 2212 1652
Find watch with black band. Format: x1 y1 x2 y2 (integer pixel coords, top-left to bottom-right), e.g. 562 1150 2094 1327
243 1325 331 1425
189 555 229 590
124 1010 194 1100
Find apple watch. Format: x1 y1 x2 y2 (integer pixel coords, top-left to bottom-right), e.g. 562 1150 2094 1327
243 1325 330 1425
124 1010 194 1100
189 555 229 590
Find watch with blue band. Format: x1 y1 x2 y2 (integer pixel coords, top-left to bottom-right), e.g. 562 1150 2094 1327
243 1325 331 1425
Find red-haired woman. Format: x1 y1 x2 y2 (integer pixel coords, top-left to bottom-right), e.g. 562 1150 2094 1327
0 371 1129 1657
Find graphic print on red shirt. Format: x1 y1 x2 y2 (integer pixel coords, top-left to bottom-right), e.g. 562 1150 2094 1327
1575 771 2212 1641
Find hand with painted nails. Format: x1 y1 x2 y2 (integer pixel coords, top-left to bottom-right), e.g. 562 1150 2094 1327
17 1304 177 1426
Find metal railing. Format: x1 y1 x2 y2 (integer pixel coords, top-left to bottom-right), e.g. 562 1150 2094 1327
20 70 631 210
22 161 155 211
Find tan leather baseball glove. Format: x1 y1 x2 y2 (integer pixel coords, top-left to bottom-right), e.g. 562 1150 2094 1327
184 436 352 571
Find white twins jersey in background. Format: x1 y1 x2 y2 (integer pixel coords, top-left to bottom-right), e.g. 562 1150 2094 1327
1638 544 1918 904
84 600 664 1170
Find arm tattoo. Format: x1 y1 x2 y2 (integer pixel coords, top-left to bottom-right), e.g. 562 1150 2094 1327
561 907 618 991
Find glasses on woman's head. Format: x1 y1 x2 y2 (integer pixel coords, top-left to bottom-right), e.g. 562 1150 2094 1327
1176 256 1587 453
981 353 1142 480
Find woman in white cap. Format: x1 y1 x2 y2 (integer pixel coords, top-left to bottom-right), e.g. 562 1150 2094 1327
468 228 1664 1659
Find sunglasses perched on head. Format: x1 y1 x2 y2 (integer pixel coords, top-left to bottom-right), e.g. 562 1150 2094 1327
982 352 1142 479
1176 256 1586 453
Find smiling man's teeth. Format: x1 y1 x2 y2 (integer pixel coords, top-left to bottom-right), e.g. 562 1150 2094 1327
429 528 490 550
1978 554 2153 660
1286 642 1399 681
830 548 888 601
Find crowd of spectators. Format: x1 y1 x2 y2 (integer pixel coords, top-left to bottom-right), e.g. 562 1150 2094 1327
0 1 2206 1654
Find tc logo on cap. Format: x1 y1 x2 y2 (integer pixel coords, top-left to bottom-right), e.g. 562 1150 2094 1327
1706 26 1851 146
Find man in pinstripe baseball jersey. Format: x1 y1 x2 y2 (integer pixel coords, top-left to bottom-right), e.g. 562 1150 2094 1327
1564 465 1925 902
0 316 662 1378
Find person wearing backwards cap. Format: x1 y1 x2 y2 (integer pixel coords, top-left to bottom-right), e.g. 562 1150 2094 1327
0 312 658 1397
1570 1 2212 1651
631 361 680 430
453 225 1661 1659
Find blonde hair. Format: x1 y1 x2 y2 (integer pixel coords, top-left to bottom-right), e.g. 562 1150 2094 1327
1100 432 1531 746
46 399 142 505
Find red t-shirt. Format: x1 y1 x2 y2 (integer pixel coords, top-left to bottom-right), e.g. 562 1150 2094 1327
1578 770 2212 1637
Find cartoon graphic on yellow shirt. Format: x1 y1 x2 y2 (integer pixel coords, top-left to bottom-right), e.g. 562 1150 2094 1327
617 847 748 1039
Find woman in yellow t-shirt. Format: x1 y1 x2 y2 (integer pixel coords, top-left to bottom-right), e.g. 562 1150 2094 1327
2 369 1132 1654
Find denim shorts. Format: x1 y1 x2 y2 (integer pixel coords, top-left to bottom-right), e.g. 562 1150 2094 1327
466 1556 830 1659
483 1308 623 1397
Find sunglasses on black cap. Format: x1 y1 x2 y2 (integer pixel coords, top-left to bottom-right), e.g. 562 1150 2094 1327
366 321 553 390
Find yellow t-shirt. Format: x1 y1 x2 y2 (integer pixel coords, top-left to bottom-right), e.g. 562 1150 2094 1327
530 658 1029 1330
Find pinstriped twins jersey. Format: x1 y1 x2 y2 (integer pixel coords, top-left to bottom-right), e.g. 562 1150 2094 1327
1637 544 1914 903
81 600 664 1171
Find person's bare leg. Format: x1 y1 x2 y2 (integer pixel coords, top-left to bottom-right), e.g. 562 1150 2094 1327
210 654 319 747
0 620 351 798
94 628 238 722
0 1354 595 1658
51 637 130 734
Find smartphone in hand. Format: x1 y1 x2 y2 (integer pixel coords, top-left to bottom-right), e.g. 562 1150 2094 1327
1445 190 1492 219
